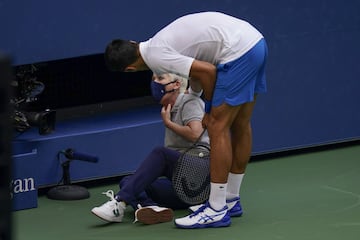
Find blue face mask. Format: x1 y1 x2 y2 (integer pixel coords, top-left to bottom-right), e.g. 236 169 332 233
150 80 176 102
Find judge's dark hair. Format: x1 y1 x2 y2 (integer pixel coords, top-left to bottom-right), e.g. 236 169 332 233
104 39 138 71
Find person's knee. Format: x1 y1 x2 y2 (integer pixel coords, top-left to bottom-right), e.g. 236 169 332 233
206 116 220 137
206 113 231 137
148 146 174 166
150 146 168 155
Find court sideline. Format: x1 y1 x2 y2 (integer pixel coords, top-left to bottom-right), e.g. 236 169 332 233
12 143 360 240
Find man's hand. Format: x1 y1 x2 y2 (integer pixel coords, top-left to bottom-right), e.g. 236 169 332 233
202 113 210 129
189 78 203 93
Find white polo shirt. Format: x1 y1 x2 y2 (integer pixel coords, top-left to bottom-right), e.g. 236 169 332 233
139 11 263 78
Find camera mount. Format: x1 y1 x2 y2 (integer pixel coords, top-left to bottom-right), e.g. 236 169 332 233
11 64 56 135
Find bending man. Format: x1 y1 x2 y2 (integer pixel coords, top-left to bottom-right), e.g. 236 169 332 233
104 11 268 228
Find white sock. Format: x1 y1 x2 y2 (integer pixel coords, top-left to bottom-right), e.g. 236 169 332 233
226 173 244 200
209 182 227 211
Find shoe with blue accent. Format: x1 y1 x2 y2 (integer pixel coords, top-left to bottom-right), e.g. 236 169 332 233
175 202 231 229
189 196 243 217
225 196 243 217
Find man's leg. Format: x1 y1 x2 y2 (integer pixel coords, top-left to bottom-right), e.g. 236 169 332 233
174 103 238 228
230 97 257 174
207 103 239 183
174 101 256 228
225 98 257 217
206 103 240 210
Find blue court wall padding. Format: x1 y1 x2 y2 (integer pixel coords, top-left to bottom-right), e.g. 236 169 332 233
248 0 360 154
2 0 358 66
251 25 360 154
5 0 360 158
12 106 165 187
12 150 38 211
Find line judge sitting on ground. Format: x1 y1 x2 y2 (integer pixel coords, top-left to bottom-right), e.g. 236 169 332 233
103 11 268 229
91 73 210 224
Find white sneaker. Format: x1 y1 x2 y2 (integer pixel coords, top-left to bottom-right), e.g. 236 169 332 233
91 190 126 223
134 204 174 225
175 202 230 229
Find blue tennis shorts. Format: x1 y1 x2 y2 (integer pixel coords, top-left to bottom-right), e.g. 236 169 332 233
212 38 268 107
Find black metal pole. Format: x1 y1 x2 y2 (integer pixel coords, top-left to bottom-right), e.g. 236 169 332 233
61 160 71 185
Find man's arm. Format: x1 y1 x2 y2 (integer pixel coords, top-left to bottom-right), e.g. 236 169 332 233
189 59 217 101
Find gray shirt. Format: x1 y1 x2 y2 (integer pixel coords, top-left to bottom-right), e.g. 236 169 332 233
164 93 209 151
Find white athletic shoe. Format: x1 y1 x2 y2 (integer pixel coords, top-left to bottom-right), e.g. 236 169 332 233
134 204 174 225
175 202 230 229
91 190 126 223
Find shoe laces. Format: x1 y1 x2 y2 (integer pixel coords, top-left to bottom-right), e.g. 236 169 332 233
102 190 116 201
189 202 209 218
190 204 207 217
94 190 118 212
189 202 228 220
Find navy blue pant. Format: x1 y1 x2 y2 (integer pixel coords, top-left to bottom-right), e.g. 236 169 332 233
116 146 190 210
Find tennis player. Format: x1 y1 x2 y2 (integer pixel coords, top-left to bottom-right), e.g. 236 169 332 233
91 73 209 224
104 11 267 228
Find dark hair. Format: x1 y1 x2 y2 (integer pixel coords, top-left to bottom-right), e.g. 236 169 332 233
104 39 138 71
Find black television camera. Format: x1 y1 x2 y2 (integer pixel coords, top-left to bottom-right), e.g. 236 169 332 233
11 64 56 135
